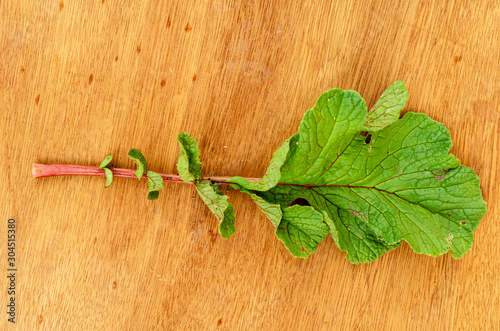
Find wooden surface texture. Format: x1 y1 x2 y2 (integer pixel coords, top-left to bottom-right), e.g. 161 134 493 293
1 0 499 329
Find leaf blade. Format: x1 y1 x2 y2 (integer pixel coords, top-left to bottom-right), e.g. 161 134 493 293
363 81 408 131
128 149 147 180
251 84 485 261
276 205 329 258
257 186 399 263
146 171 164 200
280 89 368 184
177 132 202 182
103 168 113 188
147 191 159 200
99 155 113 170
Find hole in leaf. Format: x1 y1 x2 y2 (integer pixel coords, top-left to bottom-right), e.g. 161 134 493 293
289 198 310 207
365 134 372 144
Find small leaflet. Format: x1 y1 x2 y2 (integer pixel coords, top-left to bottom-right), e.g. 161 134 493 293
103 168 113 188
146 171 164 200
128 149 147 180
363 81 409 132
147 191 159 200
99 155 113 188
99 155 113 170
177 133 202 182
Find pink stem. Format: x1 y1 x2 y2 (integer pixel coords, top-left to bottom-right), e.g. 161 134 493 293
32 163 261 184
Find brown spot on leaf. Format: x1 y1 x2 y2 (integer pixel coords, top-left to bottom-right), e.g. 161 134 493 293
454 55 462 63
460 221 466 225
432 169 448 181
185 23 192 32
115 56 118 61
160 79 166 87
137 45 141 53
192 74 197 81
93 237 97 244
38 315 43 323
166 17 172 28
350 209 369 222
301 246 307 252
112 281 117 289
102 0 105 3
21 66 25 73
217 318 222 327
364 134 372 144
88 74 94 85
35 94 40 106
59 1 64 11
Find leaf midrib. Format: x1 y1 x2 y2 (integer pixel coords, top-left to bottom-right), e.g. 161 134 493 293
275 181 450 220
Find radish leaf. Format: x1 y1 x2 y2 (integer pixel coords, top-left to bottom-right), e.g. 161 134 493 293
234 87 486 262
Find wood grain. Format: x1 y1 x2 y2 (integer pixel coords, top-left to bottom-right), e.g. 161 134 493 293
1 0 499 329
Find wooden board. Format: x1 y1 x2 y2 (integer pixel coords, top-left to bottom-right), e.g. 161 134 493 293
1 0 499 329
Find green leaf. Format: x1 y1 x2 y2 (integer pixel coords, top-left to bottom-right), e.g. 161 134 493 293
177 133 202 182
363 81 408 132
219 204 236 239
103 168 113 188
324 206 399 263
147 171 164 192
128 149 147 180
99 155 113 170
228 135 295 191
195 180 235 239
170 82 484 262
275 205 329 258
256 87 486 262
280 89 367 183
148 191 159 200
99 155 114 188
146 171 164 200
